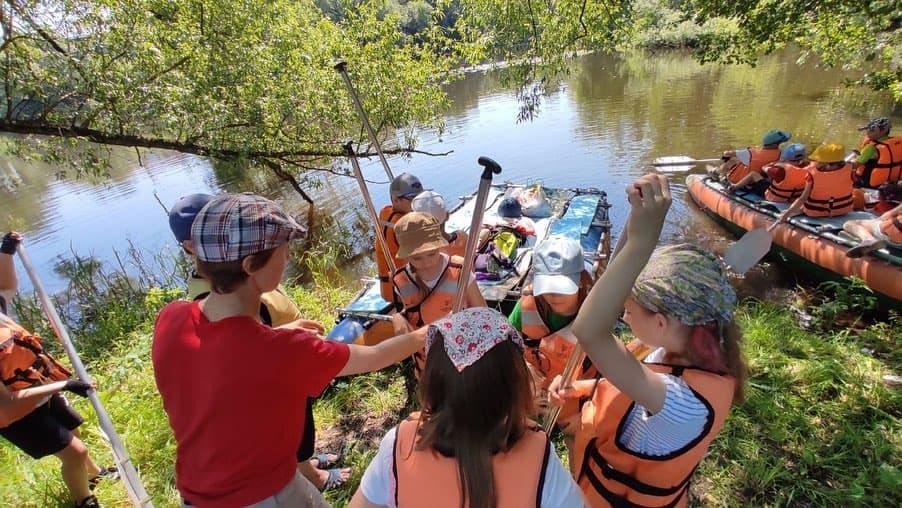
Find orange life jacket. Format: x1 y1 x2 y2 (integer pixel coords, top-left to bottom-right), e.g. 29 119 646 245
764 162 808 203
376 205 406 301
392 257 465 374
879 212 902 245
0 313 71 427
392 413 550 508
803 163 854 217
858 137 902 188
727 146 781 184
573 363 734 508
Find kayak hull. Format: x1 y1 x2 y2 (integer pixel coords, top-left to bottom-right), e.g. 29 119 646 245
687 175 901 305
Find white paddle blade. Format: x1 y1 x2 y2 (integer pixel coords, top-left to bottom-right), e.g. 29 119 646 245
735 149 751 166
652 156 696 172
725 228 772 274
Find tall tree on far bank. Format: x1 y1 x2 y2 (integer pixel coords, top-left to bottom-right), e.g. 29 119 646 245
0 0 454 200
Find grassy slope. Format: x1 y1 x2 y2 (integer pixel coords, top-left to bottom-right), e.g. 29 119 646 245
1 286 899 507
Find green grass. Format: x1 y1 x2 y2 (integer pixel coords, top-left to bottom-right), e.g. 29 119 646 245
1 273 900 506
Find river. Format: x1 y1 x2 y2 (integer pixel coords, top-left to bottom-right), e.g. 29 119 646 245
1 50 898 296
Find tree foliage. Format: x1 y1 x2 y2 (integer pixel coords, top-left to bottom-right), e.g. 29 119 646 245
0 0 454 195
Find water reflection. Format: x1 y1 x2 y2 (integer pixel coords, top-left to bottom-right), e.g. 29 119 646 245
2 49 899 296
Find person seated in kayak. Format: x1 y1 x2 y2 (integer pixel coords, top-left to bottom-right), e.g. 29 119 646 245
853 117 901 189
549 174 748 506
390 212 487 376
0 232 118 508
348 307 585 508
778 143 856 222
842 203 902 258
509 238 595 426
153 193 427 508
727 143 809 200
411 191 468 258
169 194 350 491
715 129 790 184
376 173 425 301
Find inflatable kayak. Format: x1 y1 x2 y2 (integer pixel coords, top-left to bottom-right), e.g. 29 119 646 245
326 183 614 344
687 175 902 305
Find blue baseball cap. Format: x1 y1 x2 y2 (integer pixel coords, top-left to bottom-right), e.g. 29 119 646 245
169 193 213 242
762 129 791 146
780 143 807 162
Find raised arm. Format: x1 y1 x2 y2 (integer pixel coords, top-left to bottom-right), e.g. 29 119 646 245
569 174 671 413
0 232 22 303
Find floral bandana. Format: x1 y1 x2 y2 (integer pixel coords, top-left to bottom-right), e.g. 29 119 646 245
632 243 737 327
425 307 525 372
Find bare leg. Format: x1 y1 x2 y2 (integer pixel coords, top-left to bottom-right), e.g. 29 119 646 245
72 428 102 477
844 220 886 258
56 437 91 503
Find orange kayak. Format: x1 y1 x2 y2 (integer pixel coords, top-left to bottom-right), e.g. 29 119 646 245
687 175 901 305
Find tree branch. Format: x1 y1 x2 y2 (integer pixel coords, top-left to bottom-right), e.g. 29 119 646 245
261 159 314 204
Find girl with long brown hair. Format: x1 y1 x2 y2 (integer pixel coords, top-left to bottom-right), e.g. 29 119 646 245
349 307 585 508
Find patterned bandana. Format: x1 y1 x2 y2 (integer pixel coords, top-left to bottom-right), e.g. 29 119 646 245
425 307 524 372
632 244 737 326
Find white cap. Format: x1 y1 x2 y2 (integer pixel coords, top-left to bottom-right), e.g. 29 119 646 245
411 191 448 223
532 237 584 296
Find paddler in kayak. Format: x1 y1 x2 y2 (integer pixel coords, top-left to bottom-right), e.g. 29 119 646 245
853 117 902 189
390 212 486 376
715 129 790 184
726 143 809 201
549 174 748 507
843 203 902 258
411 191 468 258
376 173 426 301
778 143 856 223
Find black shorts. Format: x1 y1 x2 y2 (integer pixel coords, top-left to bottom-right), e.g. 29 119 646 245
0 394 84 459
296 397 315 462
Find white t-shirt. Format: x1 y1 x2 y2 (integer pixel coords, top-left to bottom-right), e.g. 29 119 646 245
618 348 710 456
358 426 586 507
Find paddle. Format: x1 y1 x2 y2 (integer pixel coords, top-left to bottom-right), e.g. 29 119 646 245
652 156 723 170
334 61 394 181
723 220 779 274
16 243 154 507
452 156 502 313
343 141 397 276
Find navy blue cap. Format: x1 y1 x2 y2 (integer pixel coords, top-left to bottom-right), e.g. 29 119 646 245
498 196 523 219
169 193 214 242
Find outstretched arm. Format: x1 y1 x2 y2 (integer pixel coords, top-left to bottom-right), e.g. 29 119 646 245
568 174 672 413
339 327 427 377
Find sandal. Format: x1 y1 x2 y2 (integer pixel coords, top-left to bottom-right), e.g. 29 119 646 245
311 452 341 469
74 495 101 508
89 466 119 490
846 239 886 258
319 468 350 491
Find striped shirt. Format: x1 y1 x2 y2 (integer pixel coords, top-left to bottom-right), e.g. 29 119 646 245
618 348 709 456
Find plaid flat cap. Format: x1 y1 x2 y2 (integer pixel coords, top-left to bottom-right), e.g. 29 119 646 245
191 193 306 263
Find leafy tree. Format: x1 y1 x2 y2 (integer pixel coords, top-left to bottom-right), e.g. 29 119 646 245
0 0 454 200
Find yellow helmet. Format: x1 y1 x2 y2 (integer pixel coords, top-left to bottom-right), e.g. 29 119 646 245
809 143 846 164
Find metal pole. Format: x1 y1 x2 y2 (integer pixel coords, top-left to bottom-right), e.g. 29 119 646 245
452 157 502 313
334 61 394 181
344 142 397 275
543 229 628 431
16 243 153 507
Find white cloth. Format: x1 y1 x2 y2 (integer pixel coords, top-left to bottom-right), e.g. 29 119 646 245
618 348 710 456
359 426 586 507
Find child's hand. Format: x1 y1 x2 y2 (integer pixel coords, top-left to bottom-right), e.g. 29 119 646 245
547 375 581 407
392 313 413 335
625 173 671 247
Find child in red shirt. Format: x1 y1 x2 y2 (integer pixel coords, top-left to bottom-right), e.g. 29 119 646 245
153 193 425 507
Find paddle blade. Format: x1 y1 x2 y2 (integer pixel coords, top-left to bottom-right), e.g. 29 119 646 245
652 156 696 172
326 317 366 344
735 149 751 166
725 228 772 274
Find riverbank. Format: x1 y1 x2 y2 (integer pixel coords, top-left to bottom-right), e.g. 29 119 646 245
1 266 899 506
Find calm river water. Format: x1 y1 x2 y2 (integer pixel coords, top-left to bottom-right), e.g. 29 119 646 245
2 50 899 295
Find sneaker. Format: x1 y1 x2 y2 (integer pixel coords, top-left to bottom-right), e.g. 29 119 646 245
89 466 119 490
74 495 101 508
